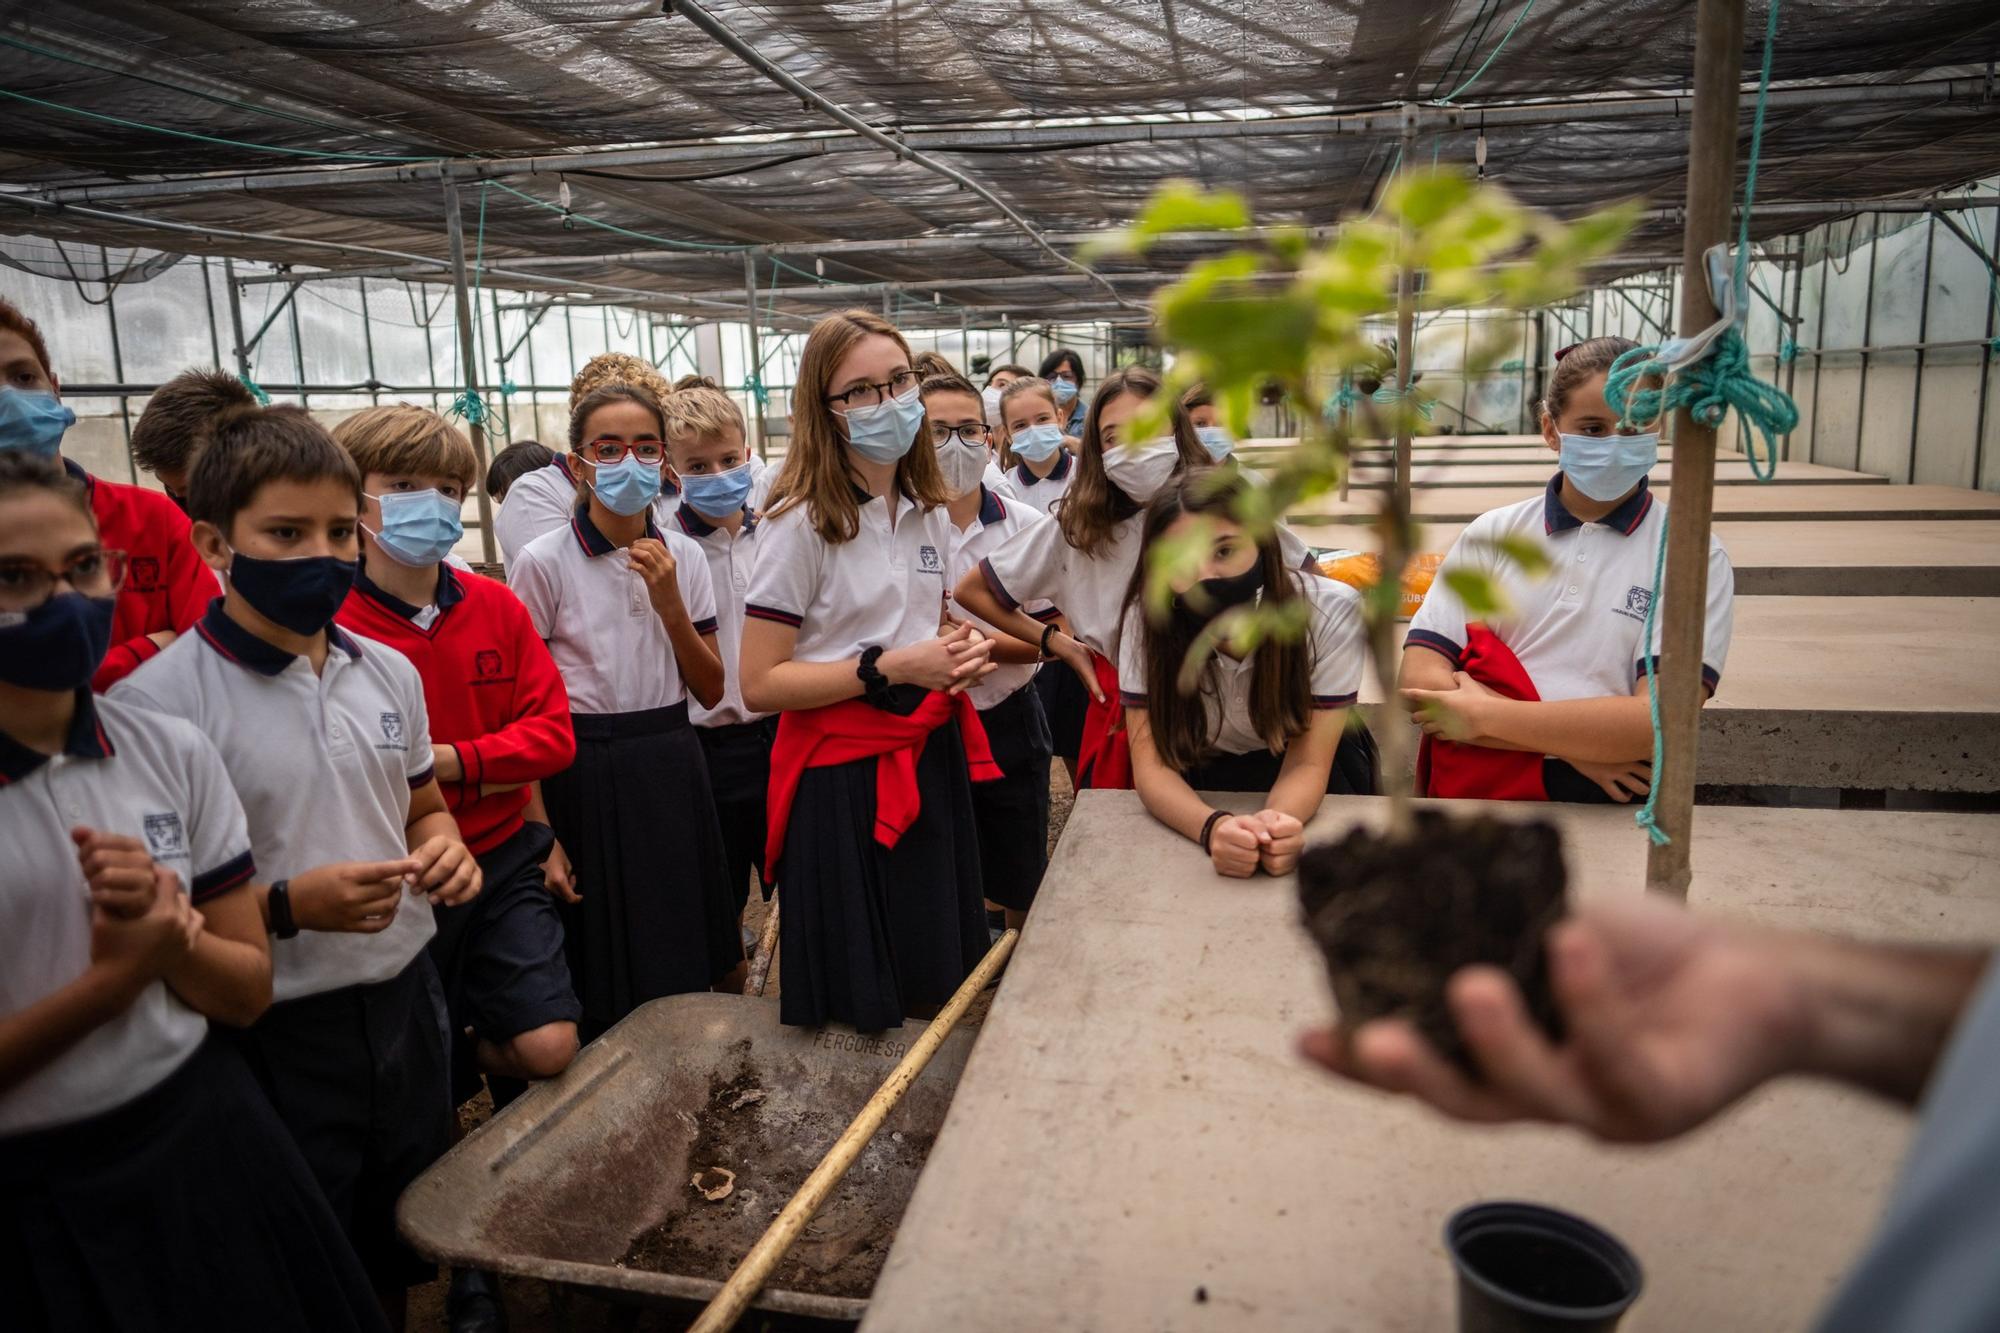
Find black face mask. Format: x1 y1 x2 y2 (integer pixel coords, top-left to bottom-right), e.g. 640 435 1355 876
164 488 190 515
228 552 357 636
0 592 115 691
1171 561 1265 635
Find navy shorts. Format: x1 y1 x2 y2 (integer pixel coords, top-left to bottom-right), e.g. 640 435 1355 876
429 821 583 1104
226 954 453 1291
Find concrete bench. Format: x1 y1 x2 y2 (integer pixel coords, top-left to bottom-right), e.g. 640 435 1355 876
1342 460 1884 488
862 793 2000 1333
1286 483 2000 526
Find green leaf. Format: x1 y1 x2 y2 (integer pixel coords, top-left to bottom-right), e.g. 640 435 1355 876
1443 568 1505 617
1479 534 1553 577
1387 169 1475 229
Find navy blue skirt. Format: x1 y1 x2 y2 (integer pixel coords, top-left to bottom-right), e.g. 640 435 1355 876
543 702 744 1034
1182 725 1381 795
0 1039 387 1333
778 685 990 1033
974 682 1054 912
1033 661 1091 765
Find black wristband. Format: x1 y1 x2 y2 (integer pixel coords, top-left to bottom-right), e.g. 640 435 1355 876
1198 811 1228 854
268 879 299 939
856 645 892 702
1039 622 1059 660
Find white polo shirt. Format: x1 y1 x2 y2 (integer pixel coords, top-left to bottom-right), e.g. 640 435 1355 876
0 693 256 1134
496 456 679 567
943 486 1058 712
744 483 951 662
673 503 768 728
112 603 437 1003
994 449 1075 514
1408 476 1735 699
1117 572 1366 757
510 509 718 716
978 509 1143 665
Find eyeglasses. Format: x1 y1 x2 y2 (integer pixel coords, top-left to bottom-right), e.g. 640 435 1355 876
930 422 991 446
826 370 920 410
0 548 128 614
582 436 666 465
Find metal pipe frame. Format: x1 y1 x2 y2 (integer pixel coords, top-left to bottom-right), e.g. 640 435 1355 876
23 82 1989 208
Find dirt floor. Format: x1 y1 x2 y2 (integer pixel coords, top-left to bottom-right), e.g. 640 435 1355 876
405 767 1078 1331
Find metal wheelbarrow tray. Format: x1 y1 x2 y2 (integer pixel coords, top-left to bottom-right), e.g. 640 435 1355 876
399 993 977 1326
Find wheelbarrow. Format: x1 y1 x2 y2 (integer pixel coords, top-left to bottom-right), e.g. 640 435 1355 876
399 993 978 1328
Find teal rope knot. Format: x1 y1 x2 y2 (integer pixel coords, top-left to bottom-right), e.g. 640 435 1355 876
1990 336 2000 354
1604 327 1798 481
1325 385 1363 417
742 373 770 408
1370 383 1435 421
1777 338 1800 364
447 390 489 426
498 379 517 397
236 373 270 406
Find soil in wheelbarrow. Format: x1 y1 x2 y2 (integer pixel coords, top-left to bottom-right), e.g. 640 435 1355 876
617 1067 937 1300
1296 809 1569 1076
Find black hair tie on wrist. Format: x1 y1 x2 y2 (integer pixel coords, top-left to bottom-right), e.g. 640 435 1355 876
1039 622 1059 660
1199 810 1228 854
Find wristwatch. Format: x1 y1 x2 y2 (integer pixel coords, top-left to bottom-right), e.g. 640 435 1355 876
268 879 300 940
856 645 893 703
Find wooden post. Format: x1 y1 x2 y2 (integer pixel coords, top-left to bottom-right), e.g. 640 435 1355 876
743 252 770 461
442 179 499 566
1645 0 1744 896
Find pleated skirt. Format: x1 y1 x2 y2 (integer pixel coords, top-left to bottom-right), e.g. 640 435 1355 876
542 702 744 1034
974 682 1055 912
0 1039 387 1333
778 686 990 1033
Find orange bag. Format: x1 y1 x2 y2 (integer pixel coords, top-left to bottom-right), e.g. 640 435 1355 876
1317 550 1444 617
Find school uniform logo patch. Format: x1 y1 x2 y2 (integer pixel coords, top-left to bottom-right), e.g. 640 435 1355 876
379 711 406 747
917 544 943 574
142 811 186 860
1617 585 1654 622
474 649 504 679
128 556 161 592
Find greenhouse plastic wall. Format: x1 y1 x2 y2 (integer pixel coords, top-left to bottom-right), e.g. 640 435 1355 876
0 246 1120 497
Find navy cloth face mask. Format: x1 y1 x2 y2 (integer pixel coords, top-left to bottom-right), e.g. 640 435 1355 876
0 592 114 690
229 551 357 635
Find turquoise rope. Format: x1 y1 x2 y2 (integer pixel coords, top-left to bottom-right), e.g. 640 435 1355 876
1435 0 1539 105
0 87 427 162
1371 383 1434 421
446 391 488 425
1613 0 1792 847
236 373 270 405
742 372 770 408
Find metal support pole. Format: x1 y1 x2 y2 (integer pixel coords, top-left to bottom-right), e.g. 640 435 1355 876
1807 231 1831 464
745 253 770 461
1852 213 1882 471
1969 200 1998 489
1908 214 1936 484
358 279 380 407
960 311 970 374
489 286 514 444
881 288 893 320
103 278 136 479
442 180 498 565
1780 251 1803 458
223 257 251 380
1392 114 1417 517
1645 0 1743 898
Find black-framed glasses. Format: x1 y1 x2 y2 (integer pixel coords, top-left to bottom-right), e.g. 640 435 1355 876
582 436 666 465
826 369 920 410
930 421 991 446
0 548 128 614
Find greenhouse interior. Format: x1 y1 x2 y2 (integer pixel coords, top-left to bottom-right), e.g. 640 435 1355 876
2 2 1999 1332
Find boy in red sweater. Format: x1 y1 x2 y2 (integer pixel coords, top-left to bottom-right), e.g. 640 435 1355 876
0 299 218 690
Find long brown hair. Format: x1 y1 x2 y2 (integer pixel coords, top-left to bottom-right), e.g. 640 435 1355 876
1123 471 1313 772
1058 365 1208 558
764 309 947 543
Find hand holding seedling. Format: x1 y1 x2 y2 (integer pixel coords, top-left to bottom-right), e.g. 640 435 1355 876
1298 898 1822 1142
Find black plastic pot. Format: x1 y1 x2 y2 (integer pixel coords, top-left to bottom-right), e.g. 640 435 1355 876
1445 1201 1643 1333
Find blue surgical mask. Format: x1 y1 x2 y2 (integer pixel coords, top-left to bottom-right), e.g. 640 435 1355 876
841 385 925 464
1010 422 1064 463
1559 431 1659 502
1050 378 1078 405
228 551 357 637
0 389 75 459
590 454 664 516
680 463 755 518
365 488 463 567
0 592 114 691
1195 425 1236 461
